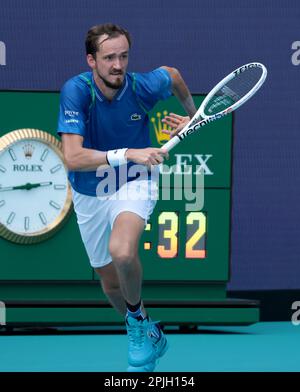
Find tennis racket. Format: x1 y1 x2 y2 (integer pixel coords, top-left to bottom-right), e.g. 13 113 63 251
162 62 267 152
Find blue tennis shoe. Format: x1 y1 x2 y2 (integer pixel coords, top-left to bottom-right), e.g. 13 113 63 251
126 319 168 371
126 316 156 367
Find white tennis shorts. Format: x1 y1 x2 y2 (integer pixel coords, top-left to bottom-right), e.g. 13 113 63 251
72 178 158 268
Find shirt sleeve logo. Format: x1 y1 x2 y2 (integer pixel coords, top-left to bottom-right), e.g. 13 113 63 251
64 110 79 117
64 110 80 124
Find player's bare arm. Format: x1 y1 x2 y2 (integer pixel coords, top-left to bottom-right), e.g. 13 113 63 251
125 148 168 166
62 133 168 171
160 66 196 118
160 66 196 137
62 133 108 171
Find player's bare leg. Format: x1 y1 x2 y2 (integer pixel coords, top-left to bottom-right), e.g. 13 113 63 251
94 252 159 372
94 263 127 316
109 211 168 369
109 211 145 310
109 211 154 366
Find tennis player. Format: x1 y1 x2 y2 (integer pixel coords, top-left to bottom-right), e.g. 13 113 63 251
57 23 196 371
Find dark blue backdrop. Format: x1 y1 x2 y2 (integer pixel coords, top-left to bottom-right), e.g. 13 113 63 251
1 0 299 290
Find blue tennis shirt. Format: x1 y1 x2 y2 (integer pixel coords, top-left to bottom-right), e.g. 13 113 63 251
57 68 172 196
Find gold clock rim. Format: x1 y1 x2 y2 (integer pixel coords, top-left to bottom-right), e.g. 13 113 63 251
0 128 73 245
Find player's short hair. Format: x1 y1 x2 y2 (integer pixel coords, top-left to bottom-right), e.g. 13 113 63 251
85 23 131 58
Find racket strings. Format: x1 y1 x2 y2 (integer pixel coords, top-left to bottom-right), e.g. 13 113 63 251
204 67 263 116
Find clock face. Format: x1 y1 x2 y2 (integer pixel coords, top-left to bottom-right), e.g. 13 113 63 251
0 129 72 244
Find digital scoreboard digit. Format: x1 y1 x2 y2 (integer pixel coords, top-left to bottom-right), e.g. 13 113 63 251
143 211 207 259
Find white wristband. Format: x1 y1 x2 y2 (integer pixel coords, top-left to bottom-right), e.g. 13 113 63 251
106 148 128 167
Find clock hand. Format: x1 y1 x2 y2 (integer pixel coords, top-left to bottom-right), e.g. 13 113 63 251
22 181 53 190
34 182 53 188
0 181 53 191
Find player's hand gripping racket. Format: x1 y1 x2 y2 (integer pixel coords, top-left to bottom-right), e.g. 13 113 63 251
162 62 267 152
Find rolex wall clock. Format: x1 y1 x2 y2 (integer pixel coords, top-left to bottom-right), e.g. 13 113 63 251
0 129 72 244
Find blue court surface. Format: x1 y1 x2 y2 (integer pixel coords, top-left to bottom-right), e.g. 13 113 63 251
0 322 299 372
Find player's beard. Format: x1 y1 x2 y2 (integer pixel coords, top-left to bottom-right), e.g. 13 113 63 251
96 69 124 90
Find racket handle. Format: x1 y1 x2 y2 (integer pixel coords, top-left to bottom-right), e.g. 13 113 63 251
160 135 181 152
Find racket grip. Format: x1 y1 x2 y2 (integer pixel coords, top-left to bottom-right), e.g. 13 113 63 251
160 135 180 152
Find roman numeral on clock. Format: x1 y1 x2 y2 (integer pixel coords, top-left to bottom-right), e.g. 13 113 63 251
39 212 47 225
24 217 29 231
7 212 15 225
8 149 17 161
40 149 49 162
49 201 60 210
54 184 66 190
50 164 62 174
